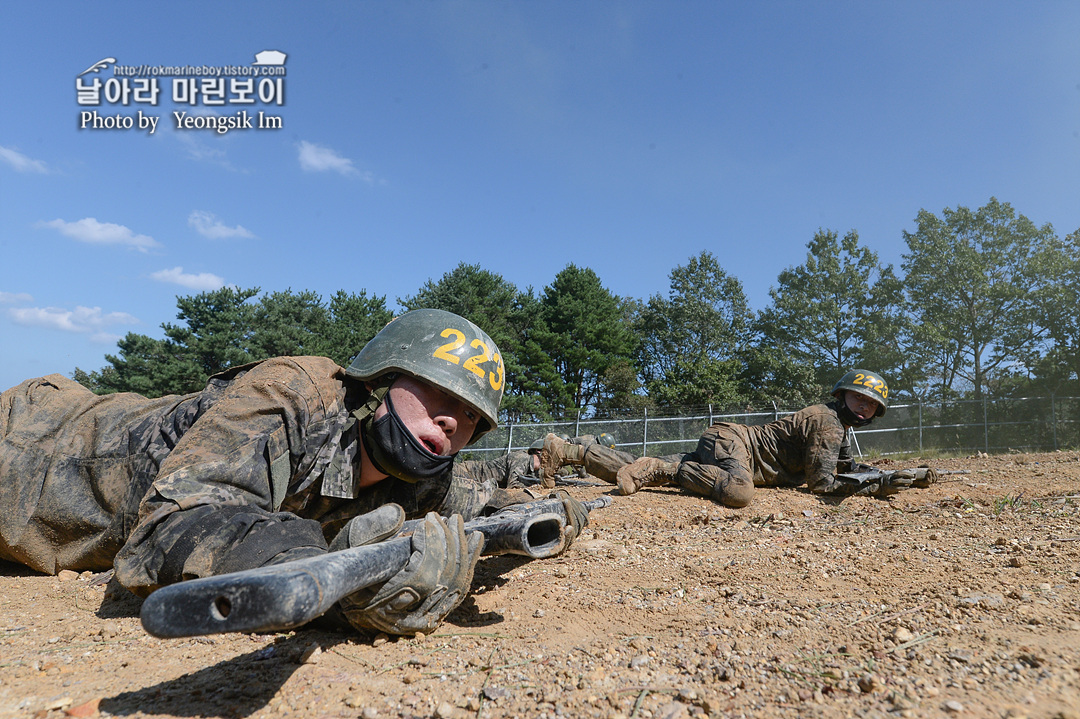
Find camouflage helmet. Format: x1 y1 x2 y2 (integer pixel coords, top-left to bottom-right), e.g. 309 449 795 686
831 369 889 417
346 308 504 443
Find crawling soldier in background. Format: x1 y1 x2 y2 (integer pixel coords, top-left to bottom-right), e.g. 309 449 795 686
614 370 909 507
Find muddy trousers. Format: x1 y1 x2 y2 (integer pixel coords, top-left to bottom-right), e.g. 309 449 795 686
581 445 636 483
672 427 756 508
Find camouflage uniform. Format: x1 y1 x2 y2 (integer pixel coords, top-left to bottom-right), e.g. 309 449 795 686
669 401 856 506
0 357 499 595
457 433 634 489
567 435 636 483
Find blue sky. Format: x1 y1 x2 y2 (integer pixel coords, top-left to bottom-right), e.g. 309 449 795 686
2 1 1079 391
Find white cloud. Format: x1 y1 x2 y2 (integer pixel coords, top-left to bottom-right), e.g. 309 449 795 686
297 140 376 182
0 145 48 173
37 217 161 252
150 266 227 291
188 210 255 239
0 291 33 304
173 132 237 170
8 305 138 343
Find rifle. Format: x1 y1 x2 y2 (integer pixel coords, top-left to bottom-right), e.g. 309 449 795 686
140 496 611 639
835 466 969 495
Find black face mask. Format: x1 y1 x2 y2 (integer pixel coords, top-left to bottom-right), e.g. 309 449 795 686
363 392 455 484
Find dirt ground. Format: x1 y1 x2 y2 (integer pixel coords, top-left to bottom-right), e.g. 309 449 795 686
1 451 1078 719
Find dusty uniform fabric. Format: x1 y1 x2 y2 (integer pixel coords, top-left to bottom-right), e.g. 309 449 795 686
0 357 497 594
673 401 853 507
569 435 636 483
456 434 635 489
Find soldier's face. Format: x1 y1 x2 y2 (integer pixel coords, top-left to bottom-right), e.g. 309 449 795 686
845 391 882 422
375 376 480 456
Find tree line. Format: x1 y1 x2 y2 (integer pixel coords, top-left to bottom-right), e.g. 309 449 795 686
75 198 1080 421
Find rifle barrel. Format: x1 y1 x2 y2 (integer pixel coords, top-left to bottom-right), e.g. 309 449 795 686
140 496 612 638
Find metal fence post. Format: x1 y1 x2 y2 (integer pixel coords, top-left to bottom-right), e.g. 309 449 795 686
642 406 649 456
506 423 513 454
983 396 989 453
918 400 923 454
1051 393 1058 451
575 409 580 438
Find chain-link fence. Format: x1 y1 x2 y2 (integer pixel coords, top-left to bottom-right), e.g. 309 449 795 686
465 396 1080 461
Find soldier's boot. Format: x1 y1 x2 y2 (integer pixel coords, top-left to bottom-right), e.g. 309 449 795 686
616 457 679 496
537 433 585 488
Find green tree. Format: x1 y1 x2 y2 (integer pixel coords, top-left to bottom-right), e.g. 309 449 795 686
162 286 259 379
92 332 199 396
401 263 565 422
87 287 258 396
736 346 821 410
248 289 331 360
757 229 907 394
637 251 754 409
1027 228 1080 394
901 198 1058 400
322 289 393 366
538 264 636 416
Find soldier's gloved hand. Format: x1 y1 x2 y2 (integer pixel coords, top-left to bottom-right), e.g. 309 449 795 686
855 471 914 498
548 491 588 544
911 468 939 488
338 513 482 637
328 504 406 552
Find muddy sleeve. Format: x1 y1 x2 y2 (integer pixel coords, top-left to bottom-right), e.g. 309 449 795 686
801 413 849 493
438 462 502 520
112 359 339 596
441 452 539 519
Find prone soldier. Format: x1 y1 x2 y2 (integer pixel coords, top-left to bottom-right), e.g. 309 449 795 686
458 432 634 493
0 309 587 637
614 370 917 507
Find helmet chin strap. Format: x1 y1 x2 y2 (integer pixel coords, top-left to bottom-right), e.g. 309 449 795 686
352 375 395 426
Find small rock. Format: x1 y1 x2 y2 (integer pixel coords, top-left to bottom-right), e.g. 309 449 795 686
44 697 73 711
300 643 321 664
57 570 79 582
434 701 457 718
482 686 510 701
944 699 964 712
99 621 120 640
656 701 689 719
893 627 915 643
857 674 878 693
64 697 101 717
533 609 546 618
361 708 379 719
630 654 650 669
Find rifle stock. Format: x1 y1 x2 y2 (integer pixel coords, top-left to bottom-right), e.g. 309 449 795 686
140 496 611 638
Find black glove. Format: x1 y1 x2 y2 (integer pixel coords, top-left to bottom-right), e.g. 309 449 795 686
338 512 482 636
